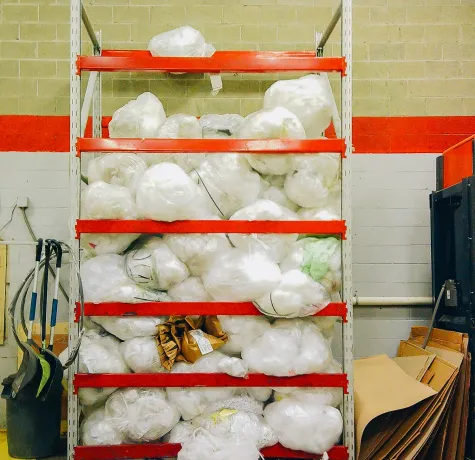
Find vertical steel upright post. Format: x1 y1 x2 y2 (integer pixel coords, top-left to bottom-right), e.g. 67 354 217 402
68 0 81 459
341 0 354 458
93 31 102 139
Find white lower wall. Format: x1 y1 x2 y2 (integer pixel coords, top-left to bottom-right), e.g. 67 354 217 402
0 152 435 426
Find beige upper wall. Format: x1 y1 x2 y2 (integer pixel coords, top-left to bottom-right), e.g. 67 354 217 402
0 0 474 117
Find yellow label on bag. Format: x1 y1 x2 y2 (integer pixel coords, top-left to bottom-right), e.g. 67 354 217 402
209 409 238 424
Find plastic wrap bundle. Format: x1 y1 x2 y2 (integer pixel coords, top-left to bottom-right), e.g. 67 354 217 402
200 114 244 139
264 399 343 454
201 393 264 416
273 379 343 408
81 233 140 257
241 319 332 376
105 388 180 442
263 74 333 138
164 231 231 277
218 316 271 355
229 200 298 263
192 154 262 218
136 162 211 221
166 351 247 420
203 248 281 302
294 153 340 188
177 430 261 460
246 387 273 402
236 107 306 175
109 92 166 139
164 421 195 443
80 407 125 446
255 269 330 318
81 182 137 220
169 277 212 301
280 237 342 294
125 236 190 290
260 184 299 213
312 316 338 340
120 337 166 373
82 254 170 304
298 206 340 221
87 154 147 193
92 316 167 341
148 26 215 58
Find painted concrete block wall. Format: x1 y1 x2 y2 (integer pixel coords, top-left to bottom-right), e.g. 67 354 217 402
1 0 474 116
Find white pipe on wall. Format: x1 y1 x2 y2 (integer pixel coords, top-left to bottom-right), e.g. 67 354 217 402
353 296 433 306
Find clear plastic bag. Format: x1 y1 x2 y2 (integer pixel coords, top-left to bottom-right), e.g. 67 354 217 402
136 162 212 222
203 249 281 302
169 277 212 301
81 182 137 220
120 337 167 373
264 399 343 454
105 388 180 442
241 319 332 376
200 114 244 139
260 184 299 213
228 200 298 263
236 107 306 175
81 233 140 257
191 154 262 219
163 421 195 443
263 74 333 138
273 386 343 408
92 316 167 341
80 406 125 446
125 236 190 290
297 206 340 221
312 316 338 340
109 92 166 139
280 237 342 294
164 231 231 277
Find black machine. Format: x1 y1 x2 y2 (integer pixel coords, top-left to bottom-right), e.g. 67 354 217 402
431 135 475 459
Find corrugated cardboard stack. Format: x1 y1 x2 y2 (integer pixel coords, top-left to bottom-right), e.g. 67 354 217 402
355 327 470 460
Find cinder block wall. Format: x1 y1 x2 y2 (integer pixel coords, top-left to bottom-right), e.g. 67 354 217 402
1 0 474 116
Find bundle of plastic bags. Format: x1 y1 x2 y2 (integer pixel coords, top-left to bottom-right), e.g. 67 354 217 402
203 249 281 302
229 200 298 263
280 237 342 294
191 154 262 218
260 183 299 212
263 74 333 138
136 162 211 221
199 114 244 138
236 107 306 175
264 399 343 454
166 351 247 420
82 254 170 304
120 337 167 373
274 385 343 408
255 269 330 318
108 92 166 139
81 182 137 220
168 277 212 301
148 26 215 59
81 233 140 257
81 407 125 446
125 236 190 290
164 230 231 277
105 388 180 442
312 316 338 341
241 319 332 376
92 316 167 341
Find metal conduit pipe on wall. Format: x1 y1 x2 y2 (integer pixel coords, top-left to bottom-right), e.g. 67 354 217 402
353 296 433 306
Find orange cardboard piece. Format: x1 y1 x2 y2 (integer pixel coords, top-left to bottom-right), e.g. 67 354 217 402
457 351 471 460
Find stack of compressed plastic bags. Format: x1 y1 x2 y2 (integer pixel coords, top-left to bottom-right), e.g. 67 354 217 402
79 28 344 457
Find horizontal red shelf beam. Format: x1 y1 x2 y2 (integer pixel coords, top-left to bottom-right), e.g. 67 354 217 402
74 373 349 392
76 137 346 155
77 50 346 74
75 443 349 460
76 219 347 237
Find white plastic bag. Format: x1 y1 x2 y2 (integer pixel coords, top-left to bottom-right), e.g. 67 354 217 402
81 254 170 304
105 388 180 442
273 385 343 408
312 316 338 340
229 200 298 263
169 277 212 301
294 153 341 188
148 26 215 58
164 231 231 277
236 107 306 175
191 154 262 218
120 337 167 373
87 154 147 193
81 182 137 220
218 315 271 355
264 399 343 454
255 270 330 318
125 236 190 290
200 114 244 138
80 407 125 446
92 316 167 341
280 237 342 294
263 74 333 138
136 162 211 221
81 233 140 257
109 92 166 139
241 319 332 376
203 249 281 302
298 206 340 221
260 184 299 213
163 421 195 443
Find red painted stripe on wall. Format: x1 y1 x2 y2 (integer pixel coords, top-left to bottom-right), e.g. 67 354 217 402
0 115 474 154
